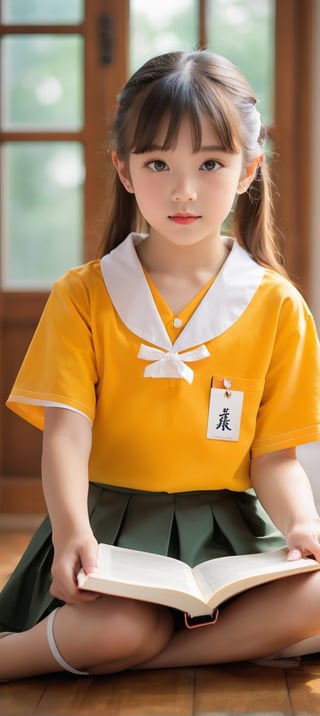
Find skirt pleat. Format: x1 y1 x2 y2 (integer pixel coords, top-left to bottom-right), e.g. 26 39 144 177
0 483 285 632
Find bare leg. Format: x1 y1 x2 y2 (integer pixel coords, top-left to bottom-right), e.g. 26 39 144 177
138 572 320 669
2 572 320 680
0 596 173 681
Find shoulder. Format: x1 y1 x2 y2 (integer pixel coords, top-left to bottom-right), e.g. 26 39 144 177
260 269 314 324
50 260 105 307
256 270 319 357
40 260 108 328
54 259 103 292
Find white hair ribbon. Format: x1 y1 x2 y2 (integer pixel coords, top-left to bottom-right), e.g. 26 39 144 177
137 343 210 384
252 107 262 145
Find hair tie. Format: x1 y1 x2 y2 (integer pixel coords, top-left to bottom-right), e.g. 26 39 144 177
251 106 262 145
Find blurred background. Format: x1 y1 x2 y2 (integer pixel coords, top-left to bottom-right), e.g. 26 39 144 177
0 0 319 514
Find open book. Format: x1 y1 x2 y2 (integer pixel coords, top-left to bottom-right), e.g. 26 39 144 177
77 544 320 619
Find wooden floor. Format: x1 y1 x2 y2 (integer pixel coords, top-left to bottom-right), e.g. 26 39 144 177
1 518 320 715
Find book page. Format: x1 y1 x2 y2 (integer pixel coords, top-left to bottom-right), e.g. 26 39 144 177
99 544 204 600
193 547 318 604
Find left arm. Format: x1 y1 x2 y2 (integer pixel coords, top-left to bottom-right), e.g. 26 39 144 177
250 447 320 562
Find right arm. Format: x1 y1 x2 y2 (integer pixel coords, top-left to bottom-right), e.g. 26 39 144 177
42 406 99 603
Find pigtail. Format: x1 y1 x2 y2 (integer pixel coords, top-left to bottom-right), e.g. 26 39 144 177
232 164 288 278
99 172 142 256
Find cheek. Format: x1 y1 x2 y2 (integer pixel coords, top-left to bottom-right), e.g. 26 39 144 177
131 186 158 224
134 179 162 211
208 179 237 204
219 174 242 204
208 178 239 219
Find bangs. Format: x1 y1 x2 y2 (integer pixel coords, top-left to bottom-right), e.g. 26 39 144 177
130 75 241 155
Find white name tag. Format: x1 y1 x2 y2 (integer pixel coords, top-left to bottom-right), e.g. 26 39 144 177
207 386 244 441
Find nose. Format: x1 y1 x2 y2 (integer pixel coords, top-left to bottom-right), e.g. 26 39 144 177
171 175 197 202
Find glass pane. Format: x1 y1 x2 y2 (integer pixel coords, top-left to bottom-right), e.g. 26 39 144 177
1 142 84 289
1 35 83 130
130 0 198 73
207 0 275 124
1 0 84 24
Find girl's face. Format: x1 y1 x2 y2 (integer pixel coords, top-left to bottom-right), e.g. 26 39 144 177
115 114 251 249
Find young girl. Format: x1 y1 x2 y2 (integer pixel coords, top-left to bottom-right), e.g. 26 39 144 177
1 49 320 680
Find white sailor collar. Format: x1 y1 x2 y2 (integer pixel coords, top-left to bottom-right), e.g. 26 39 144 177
100 233 264 383
100 232 264 350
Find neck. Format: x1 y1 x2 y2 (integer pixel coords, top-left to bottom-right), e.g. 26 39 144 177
136 232 229 280
135 232 231 315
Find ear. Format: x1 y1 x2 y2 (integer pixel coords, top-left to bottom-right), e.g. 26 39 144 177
111 150 134 193
237 154 264 195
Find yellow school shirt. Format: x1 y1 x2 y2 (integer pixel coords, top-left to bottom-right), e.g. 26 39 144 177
6 233 320 492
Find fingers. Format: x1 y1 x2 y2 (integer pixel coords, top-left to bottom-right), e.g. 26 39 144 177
287 541 320 563
287 548 304 561
79 542 99 576
50 537 99 603
286 519 320 563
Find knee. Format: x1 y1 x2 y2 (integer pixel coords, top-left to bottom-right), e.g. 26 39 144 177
86 597 174 670
55 598 174 675
109 599 174 663
303 570 320 614
286 570 320 629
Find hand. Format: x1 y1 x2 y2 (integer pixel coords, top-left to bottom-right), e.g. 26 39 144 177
50 531 100 603
286 518 320 563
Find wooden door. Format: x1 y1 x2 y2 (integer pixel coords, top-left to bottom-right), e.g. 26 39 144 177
0 0 128 511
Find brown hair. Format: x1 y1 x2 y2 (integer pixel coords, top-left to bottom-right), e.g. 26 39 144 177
101 50 286 276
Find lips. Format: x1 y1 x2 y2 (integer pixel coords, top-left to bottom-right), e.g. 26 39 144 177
169 214 200 225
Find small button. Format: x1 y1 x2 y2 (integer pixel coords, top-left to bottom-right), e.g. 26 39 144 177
173 317 183 328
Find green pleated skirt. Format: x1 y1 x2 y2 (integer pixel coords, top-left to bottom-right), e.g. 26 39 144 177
0 483 285 632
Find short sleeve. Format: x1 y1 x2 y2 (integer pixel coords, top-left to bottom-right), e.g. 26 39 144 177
252 291 320 455
6 268 98 430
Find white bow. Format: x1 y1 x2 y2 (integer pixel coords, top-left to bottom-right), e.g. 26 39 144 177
137 343 210 384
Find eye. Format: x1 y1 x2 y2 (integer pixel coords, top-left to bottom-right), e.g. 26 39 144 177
200 159 222 172
146 159 168 172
